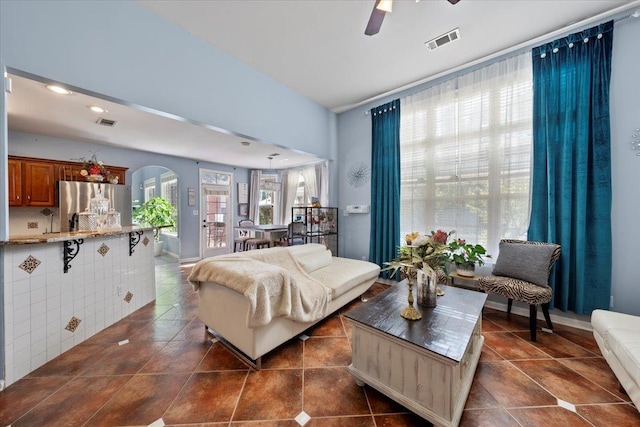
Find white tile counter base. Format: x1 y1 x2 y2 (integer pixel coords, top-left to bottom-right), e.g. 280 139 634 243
2 230 156 386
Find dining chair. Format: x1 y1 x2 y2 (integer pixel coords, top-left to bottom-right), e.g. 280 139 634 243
234 220 253 252
239 219 271 250
285 221 306 246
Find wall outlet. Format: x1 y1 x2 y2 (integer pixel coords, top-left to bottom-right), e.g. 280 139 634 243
117 285 123 296
361 256 367 261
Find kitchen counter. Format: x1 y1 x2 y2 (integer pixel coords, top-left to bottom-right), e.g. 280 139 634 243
2 225 154 245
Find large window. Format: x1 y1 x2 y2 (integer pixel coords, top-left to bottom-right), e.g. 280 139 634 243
400 52 533 256
259 174 278 225
143 178 155 202
161 171 178 235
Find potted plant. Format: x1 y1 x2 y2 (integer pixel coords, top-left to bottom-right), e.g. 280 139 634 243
132 197 177 256
447 237 490 277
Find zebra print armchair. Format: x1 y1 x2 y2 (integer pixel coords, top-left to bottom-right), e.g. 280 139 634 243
478 239 561 342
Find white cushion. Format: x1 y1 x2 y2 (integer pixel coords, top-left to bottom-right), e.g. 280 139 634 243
591 309 640 351
607 328 640 387
310 257 380 299
296 249 333 274
286 243 328 258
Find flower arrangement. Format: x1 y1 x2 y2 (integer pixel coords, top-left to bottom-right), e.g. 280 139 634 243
78 153 109 180
447 237 490 268
383 229 453 278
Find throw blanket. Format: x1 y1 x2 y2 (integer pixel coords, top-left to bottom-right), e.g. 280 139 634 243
187 248 331 328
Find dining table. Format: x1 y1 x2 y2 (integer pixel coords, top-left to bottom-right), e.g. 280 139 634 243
235 224 289 246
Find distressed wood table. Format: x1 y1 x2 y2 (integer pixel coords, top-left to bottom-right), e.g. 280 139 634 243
344 283 487 427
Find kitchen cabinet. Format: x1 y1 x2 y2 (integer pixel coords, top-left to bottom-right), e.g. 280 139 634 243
23 160 57 206
8 158 22 206
57 161 127 184
9 158 57 207
8 156 129 208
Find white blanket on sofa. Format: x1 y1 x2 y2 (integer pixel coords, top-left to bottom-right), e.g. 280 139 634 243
187 248 331 328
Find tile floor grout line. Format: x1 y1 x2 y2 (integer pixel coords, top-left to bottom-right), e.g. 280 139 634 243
226 369 251 425
80 373 139 427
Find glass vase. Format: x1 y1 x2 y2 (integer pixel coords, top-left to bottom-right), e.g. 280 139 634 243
417 267 438 308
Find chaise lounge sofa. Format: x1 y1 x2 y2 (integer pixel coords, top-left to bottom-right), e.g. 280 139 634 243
188 243 380 368
591 309 640 410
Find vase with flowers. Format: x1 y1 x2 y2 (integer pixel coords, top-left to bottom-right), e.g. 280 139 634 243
78 153 110 182
447 236 490 277
383 230 453 315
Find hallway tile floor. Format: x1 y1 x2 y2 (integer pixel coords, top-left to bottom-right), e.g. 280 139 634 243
1 257 638 426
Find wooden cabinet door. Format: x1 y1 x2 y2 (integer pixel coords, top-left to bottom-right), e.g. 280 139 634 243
107 167 127 185
23 161 56 206
8 159 22 206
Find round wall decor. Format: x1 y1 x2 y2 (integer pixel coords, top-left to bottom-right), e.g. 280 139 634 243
347 162 371 188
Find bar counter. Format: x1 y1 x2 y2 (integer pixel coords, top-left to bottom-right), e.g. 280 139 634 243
2 225 154 245
1 226 157 387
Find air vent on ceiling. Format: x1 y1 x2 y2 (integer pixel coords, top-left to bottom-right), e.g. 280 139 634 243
425 28 460 51
96 117 117 127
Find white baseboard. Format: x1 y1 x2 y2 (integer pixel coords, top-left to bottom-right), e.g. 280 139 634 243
484 300 593 331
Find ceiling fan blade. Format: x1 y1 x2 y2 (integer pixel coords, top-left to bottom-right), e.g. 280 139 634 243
365 2 386 36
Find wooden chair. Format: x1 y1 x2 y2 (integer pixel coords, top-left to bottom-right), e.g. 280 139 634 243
239 219 270 251
234 220 252 252
478 239 561 342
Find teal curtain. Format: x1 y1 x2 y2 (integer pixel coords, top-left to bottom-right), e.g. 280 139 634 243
528 21 614 314
369 100 401 277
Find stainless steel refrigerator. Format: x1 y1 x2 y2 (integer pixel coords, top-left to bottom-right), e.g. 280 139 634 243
58 181 132 232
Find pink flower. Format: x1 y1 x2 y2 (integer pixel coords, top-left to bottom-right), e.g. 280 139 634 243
432 230 449 245
458 238 466 244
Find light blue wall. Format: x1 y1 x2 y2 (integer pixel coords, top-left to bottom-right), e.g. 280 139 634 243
0 1 336 159
609 18 640 316
336 17 640 316
9 130 249 260
0 0 339 241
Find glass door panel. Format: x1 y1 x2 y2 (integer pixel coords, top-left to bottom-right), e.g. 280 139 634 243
201 184 230 258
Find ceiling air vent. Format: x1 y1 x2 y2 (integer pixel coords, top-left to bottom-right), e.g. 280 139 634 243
96 117 117 127
425 28 460 51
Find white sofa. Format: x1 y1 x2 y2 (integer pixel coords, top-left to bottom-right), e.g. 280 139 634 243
188 243 380 368
591 309 640 410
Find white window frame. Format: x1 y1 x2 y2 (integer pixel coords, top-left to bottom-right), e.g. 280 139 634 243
160 171 178 236
143 178 155 202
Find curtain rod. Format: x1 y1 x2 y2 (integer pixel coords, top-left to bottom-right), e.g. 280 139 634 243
359 1 640 116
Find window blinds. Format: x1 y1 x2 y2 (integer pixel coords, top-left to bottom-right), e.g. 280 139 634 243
400 52 533 256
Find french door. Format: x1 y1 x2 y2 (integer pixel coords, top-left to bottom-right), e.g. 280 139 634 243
201 184 231 258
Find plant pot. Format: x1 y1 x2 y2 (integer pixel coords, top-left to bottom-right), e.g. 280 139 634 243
456 263 475 277
153 240 164 257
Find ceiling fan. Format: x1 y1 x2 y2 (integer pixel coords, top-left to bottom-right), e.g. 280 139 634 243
365 0 461 36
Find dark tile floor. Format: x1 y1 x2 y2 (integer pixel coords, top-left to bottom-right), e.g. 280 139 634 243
1 257 639 426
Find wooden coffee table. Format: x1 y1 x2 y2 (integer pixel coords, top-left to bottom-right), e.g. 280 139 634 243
344 283 487 427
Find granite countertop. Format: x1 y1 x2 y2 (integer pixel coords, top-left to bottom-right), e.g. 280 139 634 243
2 226 155 245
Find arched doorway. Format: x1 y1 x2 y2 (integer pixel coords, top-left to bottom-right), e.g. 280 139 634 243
131 165 181 258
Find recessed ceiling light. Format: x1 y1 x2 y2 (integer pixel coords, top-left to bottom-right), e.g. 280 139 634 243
88 105 108 113
45 84 72 95
241 141 251 146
